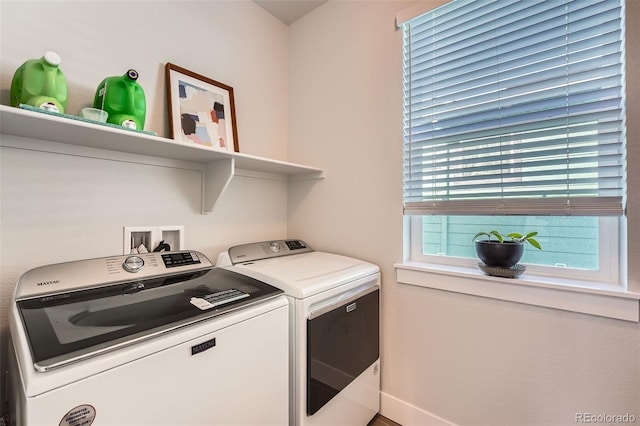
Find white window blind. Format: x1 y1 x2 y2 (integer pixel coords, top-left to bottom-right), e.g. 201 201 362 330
401 0 626 216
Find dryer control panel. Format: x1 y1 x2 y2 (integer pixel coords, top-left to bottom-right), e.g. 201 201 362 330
226 239 313 264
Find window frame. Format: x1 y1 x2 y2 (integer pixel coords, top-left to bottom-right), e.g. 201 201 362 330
408 215 622 285
397 0 639 322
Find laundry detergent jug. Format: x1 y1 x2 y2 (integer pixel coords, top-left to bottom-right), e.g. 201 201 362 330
94 69 146 130
10 51 68 114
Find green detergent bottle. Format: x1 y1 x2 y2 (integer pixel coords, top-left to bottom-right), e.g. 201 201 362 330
94 69 146 130
10 51 68 114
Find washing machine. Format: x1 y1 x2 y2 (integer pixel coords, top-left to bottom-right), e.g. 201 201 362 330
8 250 289 426
217 240 380 426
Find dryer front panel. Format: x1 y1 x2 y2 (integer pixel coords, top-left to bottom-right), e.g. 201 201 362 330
306 286 379 415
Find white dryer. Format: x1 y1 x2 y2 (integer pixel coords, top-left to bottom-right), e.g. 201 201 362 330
217 240 380 426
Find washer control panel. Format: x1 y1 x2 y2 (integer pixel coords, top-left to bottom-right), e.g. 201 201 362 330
161 251 201 268
14 251 213 300
122 255 145 273
227 239 312 264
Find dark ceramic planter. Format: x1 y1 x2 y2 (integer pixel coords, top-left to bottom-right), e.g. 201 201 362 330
475 240 524 268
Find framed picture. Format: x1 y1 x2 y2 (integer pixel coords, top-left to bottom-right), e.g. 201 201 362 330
165 63 239 152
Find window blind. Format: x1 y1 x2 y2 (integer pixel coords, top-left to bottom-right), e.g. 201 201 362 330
402 0 626 216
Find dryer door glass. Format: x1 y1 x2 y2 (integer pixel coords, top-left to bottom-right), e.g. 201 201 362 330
306 287 379 415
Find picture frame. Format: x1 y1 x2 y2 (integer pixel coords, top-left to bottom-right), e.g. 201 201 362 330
165 63 239 152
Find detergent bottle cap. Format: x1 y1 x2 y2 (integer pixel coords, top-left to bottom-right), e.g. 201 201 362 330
43 51 61 67
126 69 139 81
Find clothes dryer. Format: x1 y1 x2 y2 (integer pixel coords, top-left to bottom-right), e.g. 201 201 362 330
217 240 380 426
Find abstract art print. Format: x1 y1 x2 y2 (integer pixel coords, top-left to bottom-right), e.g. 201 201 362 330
165 63 239 152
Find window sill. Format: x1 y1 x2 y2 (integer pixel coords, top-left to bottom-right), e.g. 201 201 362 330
395 262 640 322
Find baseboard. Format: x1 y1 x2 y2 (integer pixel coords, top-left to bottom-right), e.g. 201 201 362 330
379 392 456 426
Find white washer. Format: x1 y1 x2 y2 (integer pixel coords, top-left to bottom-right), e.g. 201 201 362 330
9 251 289 426
217 240 380 426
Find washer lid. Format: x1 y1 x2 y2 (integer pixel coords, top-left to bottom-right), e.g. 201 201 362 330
229 251 379 298
15 264 282 371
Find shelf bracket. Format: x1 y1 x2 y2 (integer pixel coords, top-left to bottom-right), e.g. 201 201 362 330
202 158 235 214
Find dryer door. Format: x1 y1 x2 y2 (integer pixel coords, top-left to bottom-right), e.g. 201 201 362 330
306 285 379 415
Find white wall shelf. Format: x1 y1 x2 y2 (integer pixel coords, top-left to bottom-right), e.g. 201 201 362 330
0 105 324 214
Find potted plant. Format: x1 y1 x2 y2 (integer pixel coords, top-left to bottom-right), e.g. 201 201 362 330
472 230 542 268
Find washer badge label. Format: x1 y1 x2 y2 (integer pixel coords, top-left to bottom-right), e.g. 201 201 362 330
59 404 96 426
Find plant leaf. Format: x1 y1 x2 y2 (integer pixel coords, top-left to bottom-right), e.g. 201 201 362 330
472 232 488 241
489 230 503 242
527 238 542 250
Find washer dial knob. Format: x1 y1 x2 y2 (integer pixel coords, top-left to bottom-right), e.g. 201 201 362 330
268 241 281 253
123 256 145 273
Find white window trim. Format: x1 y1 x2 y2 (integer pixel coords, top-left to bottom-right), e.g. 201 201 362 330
397 0 636 322
401 216 639 322
396 261 639 322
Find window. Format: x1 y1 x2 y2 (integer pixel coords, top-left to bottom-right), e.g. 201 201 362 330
409 215 619 283
400 0 626 285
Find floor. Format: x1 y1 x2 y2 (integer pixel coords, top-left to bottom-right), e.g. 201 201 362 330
368 413 402 426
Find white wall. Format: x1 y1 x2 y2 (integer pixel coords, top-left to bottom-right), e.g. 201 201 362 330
288 1 640 425
0 0 291 411
2 1 639 424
